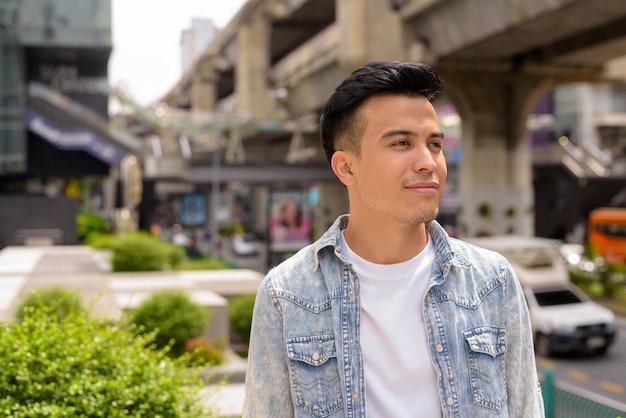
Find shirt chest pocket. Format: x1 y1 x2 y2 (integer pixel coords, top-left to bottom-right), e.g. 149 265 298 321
464 326 507 412
286 334 344 417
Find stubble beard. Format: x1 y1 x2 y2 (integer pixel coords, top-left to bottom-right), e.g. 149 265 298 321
394 203 440 225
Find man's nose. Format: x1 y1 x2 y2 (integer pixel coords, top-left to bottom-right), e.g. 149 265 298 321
411 146 438 172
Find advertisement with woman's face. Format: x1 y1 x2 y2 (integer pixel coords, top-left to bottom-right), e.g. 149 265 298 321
269 189 311 252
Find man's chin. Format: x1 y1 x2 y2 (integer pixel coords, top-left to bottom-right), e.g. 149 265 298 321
402 209 439 225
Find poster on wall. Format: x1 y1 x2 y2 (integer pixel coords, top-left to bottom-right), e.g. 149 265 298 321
269 189 311 252
180 194 206 226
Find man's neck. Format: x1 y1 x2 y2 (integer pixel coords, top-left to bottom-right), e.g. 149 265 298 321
342 216 429 264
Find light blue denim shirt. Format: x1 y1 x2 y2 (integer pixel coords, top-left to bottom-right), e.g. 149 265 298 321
243 215 545 417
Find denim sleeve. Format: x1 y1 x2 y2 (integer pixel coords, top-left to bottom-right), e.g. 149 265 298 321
243 276 295 418
503 262 546 417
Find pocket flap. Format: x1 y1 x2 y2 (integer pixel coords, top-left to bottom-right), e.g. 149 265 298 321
464 326 506 358
286 334 337 366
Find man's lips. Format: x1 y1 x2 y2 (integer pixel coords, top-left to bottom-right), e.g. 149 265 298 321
405 181 440 190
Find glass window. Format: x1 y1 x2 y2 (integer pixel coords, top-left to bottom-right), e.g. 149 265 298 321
533 289 584 306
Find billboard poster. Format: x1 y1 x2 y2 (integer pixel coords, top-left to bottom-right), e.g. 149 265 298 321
269 189 311 252
180 193 206 226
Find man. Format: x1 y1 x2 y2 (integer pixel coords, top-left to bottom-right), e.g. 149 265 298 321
243 61 545 417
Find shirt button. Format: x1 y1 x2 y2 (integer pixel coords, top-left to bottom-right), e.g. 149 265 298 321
312 352 320 361
446 397 454 406
353 393 359 401
348 290 354 297
349 339 355 345
435 344 444 353
426 296 432 303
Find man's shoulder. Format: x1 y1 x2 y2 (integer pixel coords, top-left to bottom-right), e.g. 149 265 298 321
264 244 327 288
450 236 503 257
448 236 511 272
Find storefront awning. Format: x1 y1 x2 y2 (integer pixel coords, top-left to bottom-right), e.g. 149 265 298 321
26 82 141 166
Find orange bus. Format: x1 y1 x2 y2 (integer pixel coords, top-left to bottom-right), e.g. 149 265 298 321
587 207 626 264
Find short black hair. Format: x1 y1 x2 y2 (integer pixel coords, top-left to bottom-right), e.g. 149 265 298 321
319 61 444 166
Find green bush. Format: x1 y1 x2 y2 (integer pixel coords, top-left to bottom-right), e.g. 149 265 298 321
111 232 169 272
218 222 244 237
15 287 85 322
185 336 225 366
83 231 117 250
128 290 211 357
77 212 110 241
110 232 189 272
175 256 231 271
163 240 187 268
229 293 257 345
0 304 214 417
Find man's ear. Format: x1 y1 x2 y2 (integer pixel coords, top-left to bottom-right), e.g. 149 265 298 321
331 151 355 186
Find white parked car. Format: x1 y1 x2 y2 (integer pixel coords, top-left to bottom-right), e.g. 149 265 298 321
232 233 262 256
465 235 617 356
522 280 616 355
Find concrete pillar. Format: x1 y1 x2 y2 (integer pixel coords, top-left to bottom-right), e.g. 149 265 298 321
236 11 272 120
337 0 406 72
443 73 551 237
190 57 217 112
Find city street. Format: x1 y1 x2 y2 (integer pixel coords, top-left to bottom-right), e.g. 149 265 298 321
2 243 626 415
3 0 626 416
0 245 259 417
537 316 626 409
219 237 269 273
219 238 626 411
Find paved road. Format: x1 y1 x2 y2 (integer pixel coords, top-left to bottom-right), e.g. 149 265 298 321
537 316 626 411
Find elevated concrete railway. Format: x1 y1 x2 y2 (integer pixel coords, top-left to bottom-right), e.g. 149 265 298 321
141 0 626 237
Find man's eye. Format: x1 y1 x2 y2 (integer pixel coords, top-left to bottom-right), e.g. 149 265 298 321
430 141 443 149
394 140 410 146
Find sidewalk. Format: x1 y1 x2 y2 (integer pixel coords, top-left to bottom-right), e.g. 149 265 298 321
201 350 248 417
0 245 253 417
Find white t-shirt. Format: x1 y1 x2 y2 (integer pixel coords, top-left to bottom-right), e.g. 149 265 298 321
340 232 442 418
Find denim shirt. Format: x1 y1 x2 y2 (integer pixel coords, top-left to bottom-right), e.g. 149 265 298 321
243 215 545 417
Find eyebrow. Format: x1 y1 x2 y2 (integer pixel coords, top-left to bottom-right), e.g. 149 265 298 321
380 129 445 140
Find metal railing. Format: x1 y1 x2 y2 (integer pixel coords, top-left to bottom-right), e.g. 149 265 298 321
543 368 626 418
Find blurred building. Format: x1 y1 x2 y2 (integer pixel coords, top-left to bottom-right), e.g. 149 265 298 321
553 82 626 171
531 82 626 242
181 18 217 74
0 0 140 247
116 0 626 250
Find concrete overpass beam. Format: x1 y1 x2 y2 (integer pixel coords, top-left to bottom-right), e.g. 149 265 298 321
191 57 218 112
236 10 273 120
337 0 407 72
444 73 549 237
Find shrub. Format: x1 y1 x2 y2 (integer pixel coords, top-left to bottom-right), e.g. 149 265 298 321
128 290 211 357
15 287 85 322
229 293 257 345
77 212 110 241
0 304 214 417
110 232 189 272
83 231 117 250
163 240 187 268
185 336 225 366
218 222 244 237
175 256 231 271
111 232 168 272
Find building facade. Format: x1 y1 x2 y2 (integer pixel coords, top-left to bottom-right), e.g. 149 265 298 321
0 0 140 247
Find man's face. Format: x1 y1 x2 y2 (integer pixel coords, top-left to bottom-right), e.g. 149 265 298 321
337 94 447 225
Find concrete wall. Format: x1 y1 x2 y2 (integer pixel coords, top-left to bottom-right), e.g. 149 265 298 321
0 195 79 247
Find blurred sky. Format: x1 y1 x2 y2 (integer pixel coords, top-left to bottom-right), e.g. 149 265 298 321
109 0 247 106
